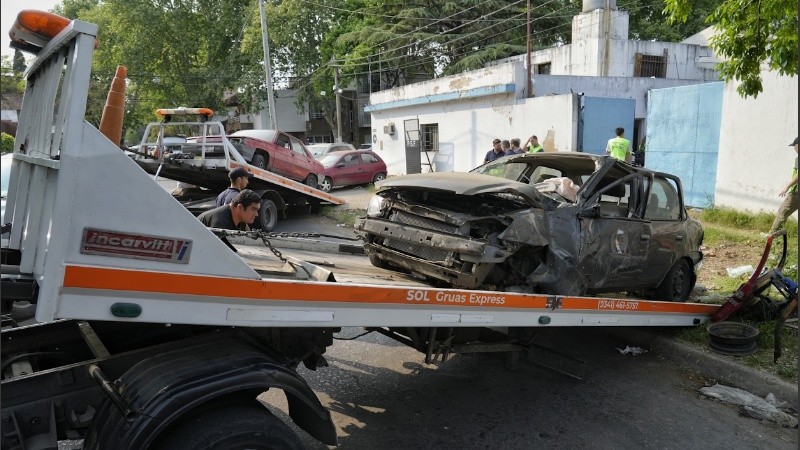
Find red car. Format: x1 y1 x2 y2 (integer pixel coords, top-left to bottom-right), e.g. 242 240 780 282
228 129 325 187
318 150 387 192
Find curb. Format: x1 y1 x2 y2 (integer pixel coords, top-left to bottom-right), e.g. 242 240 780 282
609 327 798 409
228 235 364 255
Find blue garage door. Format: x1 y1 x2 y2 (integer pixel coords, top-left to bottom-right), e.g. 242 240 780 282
646 83 723 208
579 97 635 155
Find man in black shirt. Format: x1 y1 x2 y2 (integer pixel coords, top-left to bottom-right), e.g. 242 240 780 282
199 189 261 230
216 167 254 206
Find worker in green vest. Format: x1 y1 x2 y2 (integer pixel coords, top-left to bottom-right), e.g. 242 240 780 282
769 137 799 233
524 134 544 153
606 127 631 162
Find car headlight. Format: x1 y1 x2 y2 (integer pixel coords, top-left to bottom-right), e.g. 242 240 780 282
366 195 387 218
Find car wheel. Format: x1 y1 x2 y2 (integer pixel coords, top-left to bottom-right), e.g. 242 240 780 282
304 174 318 188
251 153 267 169
256 198 278 232
655 258 694 302
372 172 386 183
152 405 302 450
319 177 333 192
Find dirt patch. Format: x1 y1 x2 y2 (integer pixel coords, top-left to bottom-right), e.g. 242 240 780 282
697 242 766 289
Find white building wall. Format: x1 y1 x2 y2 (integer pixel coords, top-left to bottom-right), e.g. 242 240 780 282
370 93 578 176
715 71 799 214
533 75 706 118
251 91 307 132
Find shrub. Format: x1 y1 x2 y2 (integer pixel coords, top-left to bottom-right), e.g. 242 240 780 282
1 132 13 154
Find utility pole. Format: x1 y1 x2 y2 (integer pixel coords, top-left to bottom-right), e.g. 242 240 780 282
332 57 343 143
526 0 532 98
259 0 277 130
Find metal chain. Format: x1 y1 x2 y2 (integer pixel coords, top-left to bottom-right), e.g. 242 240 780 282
256 230 285 263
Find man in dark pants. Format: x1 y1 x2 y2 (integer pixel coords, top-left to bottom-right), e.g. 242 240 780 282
770 137 799 233
200 189 261 231
216 167 254 206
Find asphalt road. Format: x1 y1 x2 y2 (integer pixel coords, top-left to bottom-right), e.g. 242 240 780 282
260 327 797 449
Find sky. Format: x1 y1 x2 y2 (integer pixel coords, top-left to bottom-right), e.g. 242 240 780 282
2 0 61 59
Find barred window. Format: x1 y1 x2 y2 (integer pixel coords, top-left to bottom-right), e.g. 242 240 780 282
635 53 667 78
421 124 439 152
308 108 325 120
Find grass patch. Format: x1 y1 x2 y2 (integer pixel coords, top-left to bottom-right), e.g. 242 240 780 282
694 206 797 237
320 206 362 228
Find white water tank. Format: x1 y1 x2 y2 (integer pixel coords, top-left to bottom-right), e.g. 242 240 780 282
583 0 616 12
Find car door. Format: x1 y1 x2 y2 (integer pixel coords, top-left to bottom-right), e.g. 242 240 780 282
269 133 293 178
643 174 687 282
577 173 656 291
289 136 315 180
336 153 363 185
358 152 383 183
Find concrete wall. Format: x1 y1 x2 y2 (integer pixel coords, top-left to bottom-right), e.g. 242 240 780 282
369 63 523 106
534 75 709 118
494 9 717 82
370 93 578 176
250 91 307 133
715 71 799 214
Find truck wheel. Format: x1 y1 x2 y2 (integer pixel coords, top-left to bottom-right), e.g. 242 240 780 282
153 405 302 450
655 259 694 302
319 177 333 192
258 198 279 231
251 153 267 169
304 174 318 188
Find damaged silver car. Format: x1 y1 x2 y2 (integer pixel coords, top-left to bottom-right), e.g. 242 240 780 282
355 153 703 301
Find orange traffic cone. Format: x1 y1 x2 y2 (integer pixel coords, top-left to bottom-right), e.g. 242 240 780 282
99 65 127 146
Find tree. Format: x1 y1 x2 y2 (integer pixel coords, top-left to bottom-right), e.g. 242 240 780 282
627 0 722 42
59 0 254 136
12 50 26 75
664 0 798 97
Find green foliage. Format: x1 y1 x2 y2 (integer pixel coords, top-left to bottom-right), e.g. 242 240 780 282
1 133 14 154
628 0 722 42
62 0 255 133
664 0 799 98
699 206 797 237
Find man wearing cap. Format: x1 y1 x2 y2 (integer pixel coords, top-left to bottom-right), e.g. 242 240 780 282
199 189 261 231
216 167 254 207
769 137 799 233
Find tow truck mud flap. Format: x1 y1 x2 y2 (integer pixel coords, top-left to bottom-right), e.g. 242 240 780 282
84 337 337 448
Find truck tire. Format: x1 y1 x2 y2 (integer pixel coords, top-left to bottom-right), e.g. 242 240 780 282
153 405 303 450
251 153 267 169
655 258 694 302
258 198 279 231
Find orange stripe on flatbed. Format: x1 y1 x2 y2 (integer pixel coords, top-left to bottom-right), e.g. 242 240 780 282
62 265 719 315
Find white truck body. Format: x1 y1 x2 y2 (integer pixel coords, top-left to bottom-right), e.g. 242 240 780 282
3 17 718 329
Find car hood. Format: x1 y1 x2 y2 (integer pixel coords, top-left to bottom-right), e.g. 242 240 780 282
377 172 556 209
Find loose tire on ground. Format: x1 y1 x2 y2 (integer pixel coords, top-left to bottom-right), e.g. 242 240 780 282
655 258 694 302
152 404 303 450
257 198 279 231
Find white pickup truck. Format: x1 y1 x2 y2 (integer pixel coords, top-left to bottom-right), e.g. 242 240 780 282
0 11 719 449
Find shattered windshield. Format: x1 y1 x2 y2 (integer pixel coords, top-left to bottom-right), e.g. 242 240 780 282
471 158 529 181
